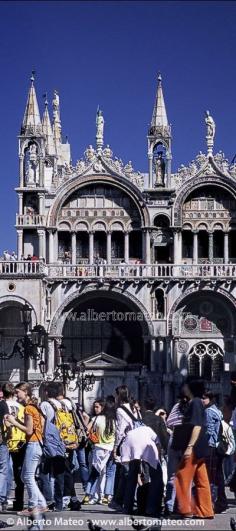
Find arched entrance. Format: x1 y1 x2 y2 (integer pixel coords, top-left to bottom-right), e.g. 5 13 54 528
62 293 148 365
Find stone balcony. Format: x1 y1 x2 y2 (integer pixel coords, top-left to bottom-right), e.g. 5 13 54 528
16 214 46 226
1 261 236 279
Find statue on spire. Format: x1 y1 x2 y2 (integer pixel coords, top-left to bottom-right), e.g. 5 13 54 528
205 110 215 155
96 107 104 150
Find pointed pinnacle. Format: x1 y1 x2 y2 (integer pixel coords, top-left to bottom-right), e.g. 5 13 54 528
31 70 35 84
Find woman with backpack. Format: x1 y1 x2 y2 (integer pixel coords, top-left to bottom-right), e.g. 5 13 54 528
83 396 116 504
4 382 47 517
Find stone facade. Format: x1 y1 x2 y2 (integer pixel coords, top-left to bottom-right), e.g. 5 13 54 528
0 73 235 410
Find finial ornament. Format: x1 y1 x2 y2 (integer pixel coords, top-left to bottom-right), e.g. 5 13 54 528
96 106 104 150
31 70 35 84
158 72 162 83
205 110 215 155
43 93 48 106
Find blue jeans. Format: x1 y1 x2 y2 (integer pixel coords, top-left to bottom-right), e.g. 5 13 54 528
105 457 116 496
0 444 9 503
165 445 182 512
77 446 89 489
21 442 46 510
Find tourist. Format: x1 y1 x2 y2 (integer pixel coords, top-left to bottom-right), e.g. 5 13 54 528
174 377 214 519
0 386 11 512
5 382 47 517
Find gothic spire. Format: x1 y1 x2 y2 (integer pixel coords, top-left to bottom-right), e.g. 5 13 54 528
151 73 168 129
22 72 41 133
42 94 55 155
52 89 62 145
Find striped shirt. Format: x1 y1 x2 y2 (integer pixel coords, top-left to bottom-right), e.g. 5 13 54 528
167 402 184 429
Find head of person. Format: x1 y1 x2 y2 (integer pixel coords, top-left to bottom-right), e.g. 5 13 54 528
143 398 156 412
155 408 168 421
44 381 64 400
182 377 205 400
2 383 15 400
202 391 217 408
115 385 131 406
14 382 33 405
93 399 104 416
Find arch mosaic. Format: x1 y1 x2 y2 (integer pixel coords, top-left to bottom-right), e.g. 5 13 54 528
168 287 236 334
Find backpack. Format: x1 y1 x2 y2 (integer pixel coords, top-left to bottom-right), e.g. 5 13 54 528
31 405 66 459
5 403 26 453
48 399 79 450
216 420 229 456
119 405 145 431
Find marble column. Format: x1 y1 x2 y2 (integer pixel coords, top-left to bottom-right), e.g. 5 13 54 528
173 230 179 264
17 229 23 259
48 231 54 263
89 232 94 264
208 232 214 262
39 157 44 187
38 230 45 260
224 232 229 264
148 154 153 188
18 193 23 216
47 338 56 375
106 231 111 263
54 231 58 261
145 230 151 263
193 231 198 264
19 155 24 188
150 337 156 372
39 194 44 215
124 231 129 263
71 232 77 264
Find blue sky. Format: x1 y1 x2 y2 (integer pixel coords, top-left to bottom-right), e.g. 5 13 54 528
0 0 236 250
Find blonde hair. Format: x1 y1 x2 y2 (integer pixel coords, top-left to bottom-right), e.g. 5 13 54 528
15 382 33 402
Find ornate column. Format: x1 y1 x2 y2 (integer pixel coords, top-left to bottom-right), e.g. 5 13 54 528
124 231 129 263
47 338 56 376
38 230 46 260
208 232 214 262
17 229 23 259
89 232 94 264
54 231 58 261
150 337 157 371
19 155 24 188
193 231 198 264
106 231 111 264
224 232 229 264
18 193 23 216
48 230 54 263
71 232 76 264
39 156 44 187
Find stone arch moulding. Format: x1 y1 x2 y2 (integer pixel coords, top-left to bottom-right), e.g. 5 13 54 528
167 286 236 334
20 138 43 158
47 174 150 228
0 295 37 327
174 175 236 226
48 285 154 338
152 213 171 226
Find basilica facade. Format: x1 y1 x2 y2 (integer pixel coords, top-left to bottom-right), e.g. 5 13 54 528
0 73 235 409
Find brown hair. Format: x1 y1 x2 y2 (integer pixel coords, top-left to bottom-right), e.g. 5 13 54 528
2 383 15 399
15 382 33 402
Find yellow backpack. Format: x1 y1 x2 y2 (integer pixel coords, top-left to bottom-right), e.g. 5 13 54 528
49 400 79 450
6 403 26 452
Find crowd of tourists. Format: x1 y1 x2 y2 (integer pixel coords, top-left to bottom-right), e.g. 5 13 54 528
0 377 235 530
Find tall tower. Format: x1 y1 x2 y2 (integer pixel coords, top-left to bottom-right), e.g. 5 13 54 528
147 74 172 188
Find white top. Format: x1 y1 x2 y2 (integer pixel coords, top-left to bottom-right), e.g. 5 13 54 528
120 425 160 469
6 399 22 416
115 403 138 448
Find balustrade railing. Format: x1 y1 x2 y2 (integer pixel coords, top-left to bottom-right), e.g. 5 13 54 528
1 261 236 278
16 214 45 226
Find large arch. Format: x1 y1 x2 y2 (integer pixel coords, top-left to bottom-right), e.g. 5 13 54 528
174 175 236 226
47 174 150 228
168 287 236 334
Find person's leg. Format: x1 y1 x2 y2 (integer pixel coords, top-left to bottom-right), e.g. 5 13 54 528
85 466 100 496
104 459 116 497
77 447 89 490
21 442 47 510
214 455 228 512
193 459 214 518
38 458 53 505
123 460 140 514
53 457 65 511
113 463 129 507
145 463 164 516
175 453 197 516
11 447 26 510
165 447 182 513
0 444 9 506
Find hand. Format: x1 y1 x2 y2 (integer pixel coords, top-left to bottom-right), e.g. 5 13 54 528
183 446 193 458
4 414 16 426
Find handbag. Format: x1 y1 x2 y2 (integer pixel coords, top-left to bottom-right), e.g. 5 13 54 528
88 418 99 444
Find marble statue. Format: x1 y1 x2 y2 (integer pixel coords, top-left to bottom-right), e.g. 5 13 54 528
96 108 104 148
154 152 165 186
205 111 215 139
